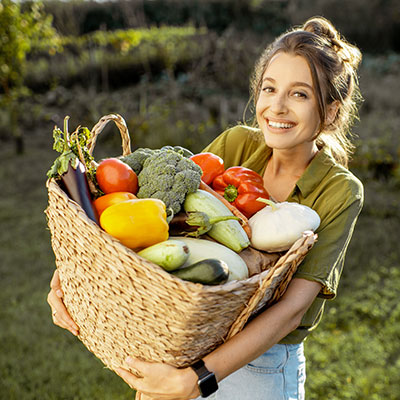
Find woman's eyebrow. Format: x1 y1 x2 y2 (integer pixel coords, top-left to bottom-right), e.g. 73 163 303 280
262 77 275 84
292 81 313 90
262 77 313 91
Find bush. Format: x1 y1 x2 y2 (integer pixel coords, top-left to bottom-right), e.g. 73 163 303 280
44 0 290 37
24 26 213 92
42 0 400 54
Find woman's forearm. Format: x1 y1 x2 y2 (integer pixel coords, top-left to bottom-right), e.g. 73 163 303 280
202 278 322 382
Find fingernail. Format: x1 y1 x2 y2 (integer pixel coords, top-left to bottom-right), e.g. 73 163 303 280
56 290 63 297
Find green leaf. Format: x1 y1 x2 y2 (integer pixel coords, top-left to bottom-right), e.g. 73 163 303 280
46 158 61 179
58 151 76 175
52 126 65 153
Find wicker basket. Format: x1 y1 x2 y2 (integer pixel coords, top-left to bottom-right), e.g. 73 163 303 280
45 114 317 370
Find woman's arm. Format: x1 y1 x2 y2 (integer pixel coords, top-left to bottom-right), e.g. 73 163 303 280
116 277 322 399
203 277 321 381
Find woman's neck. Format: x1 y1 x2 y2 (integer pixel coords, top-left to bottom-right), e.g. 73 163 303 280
268 144 319 178
263 144 319 202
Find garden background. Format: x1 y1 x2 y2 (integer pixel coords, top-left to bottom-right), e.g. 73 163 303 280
1 0 399 399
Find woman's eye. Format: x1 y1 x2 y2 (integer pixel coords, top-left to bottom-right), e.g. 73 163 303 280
293 91 308 98
262 86 274 93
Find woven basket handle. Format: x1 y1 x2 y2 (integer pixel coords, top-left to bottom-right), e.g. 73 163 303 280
225 231 317 340
88 114 132 157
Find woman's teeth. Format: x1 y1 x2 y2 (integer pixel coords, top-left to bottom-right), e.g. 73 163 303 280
268 120 294 129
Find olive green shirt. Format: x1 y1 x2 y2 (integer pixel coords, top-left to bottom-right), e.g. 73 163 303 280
203 125 364 343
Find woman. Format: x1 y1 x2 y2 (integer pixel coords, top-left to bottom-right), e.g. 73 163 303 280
48 16 364 400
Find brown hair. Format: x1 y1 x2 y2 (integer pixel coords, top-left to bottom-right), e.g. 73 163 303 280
250 16 362 167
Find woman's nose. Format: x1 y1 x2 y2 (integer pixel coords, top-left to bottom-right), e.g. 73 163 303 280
270 94 288 114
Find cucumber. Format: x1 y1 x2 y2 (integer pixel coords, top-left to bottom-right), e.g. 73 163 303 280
137 239 189 271
170 236 249 282
183 190 250 253
171 258 229 285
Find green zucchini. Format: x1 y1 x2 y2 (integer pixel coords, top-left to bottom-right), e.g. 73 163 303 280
169 236 249 281
137 239 189 271
183 190 250 252
171 258 229 285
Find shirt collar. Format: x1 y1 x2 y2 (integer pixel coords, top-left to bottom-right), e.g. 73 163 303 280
295 147 335 197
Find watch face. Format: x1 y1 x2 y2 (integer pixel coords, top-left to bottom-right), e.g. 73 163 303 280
199 373 218 397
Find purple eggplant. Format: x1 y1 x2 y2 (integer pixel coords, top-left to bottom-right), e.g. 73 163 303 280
60 160 99 224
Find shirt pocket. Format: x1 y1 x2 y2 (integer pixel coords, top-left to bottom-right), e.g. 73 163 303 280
245 344 288 374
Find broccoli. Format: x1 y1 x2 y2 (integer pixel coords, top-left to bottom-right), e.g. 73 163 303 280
120 145 193 175
119 148 158 175
136 149 202 215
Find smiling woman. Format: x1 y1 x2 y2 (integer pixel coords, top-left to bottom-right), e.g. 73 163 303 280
251 17 362 168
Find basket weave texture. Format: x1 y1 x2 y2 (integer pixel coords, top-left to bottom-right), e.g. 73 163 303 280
45 114 316 370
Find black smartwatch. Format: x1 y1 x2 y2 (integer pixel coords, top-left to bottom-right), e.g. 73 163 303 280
190 359 219 398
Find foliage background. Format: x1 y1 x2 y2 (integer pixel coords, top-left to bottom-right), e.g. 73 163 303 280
0 0 399 399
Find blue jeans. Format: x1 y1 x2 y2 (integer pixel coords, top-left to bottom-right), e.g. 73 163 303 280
196 343 306 400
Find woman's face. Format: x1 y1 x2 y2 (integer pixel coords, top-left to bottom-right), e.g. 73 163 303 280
256 52 321 154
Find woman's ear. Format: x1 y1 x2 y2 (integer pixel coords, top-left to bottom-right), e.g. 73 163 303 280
325 101 340 125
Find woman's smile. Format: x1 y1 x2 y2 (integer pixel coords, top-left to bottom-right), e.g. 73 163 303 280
266 118 297 131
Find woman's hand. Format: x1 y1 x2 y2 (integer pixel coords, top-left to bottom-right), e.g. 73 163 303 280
115 357 199 400
47 269 79 336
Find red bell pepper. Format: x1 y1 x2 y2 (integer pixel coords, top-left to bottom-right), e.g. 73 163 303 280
212 166 269 218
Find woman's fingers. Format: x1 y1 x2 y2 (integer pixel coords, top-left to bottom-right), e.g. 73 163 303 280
115 367 142 390
47 290 79 335
47 270 79 336
50 269 61 290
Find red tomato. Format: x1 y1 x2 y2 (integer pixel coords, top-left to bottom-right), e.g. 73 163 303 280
190 152 225 185
96 158 138 194
93 192 137 216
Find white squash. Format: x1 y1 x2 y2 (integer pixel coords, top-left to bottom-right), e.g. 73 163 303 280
249 199 320 252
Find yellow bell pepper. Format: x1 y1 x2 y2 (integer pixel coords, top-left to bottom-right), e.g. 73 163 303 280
99 198 169 249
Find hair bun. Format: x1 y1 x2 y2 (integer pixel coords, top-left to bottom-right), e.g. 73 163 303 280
303 16 339 42
303 17 361 69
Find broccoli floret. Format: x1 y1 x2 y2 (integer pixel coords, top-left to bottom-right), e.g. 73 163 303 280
136 149 202 215
161 145 194 158
119 148 158 175
173 169 202 194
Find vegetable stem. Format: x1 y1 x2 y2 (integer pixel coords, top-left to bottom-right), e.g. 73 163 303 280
63 116 71 149
224 184 238 202
256 197 278 211
208 215 240 224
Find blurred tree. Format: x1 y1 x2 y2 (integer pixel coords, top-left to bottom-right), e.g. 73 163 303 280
0 0 57 153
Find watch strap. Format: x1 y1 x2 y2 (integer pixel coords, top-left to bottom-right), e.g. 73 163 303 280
191 359 209 379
